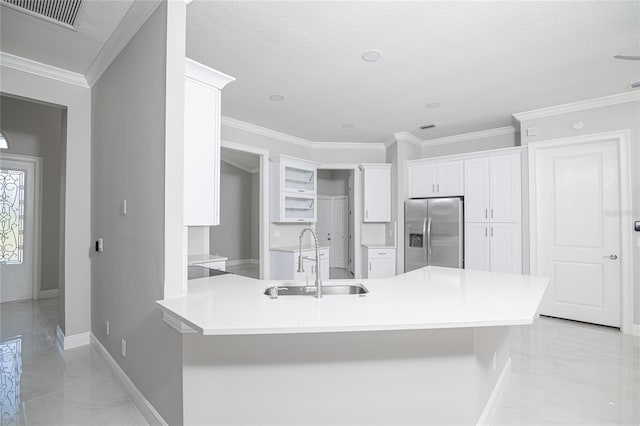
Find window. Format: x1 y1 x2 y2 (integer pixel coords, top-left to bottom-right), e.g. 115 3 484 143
0 169 25 264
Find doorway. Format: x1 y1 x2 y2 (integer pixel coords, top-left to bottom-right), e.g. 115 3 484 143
529 130 633 331
317 169 353 279
0 155 41 302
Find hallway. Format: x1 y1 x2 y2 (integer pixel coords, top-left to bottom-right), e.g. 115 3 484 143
0 298 147 425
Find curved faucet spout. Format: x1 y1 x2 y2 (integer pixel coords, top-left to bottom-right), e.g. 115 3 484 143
298 228 322 298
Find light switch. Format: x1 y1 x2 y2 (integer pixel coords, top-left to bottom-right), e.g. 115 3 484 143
121 200 127 216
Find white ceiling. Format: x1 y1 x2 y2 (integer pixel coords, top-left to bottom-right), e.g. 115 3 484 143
0 0 133 73
186 1 640 143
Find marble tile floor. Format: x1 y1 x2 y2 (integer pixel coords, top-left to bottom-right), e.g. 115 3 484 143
493 316 640 425
0 298 147 426
225 262 260 279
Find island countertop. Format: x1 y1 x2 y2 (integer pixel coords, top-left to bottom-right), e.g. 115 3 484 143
156 266 549 336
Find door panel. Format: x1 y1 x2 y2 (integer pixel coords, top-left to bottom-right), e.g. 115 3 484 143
316 197 333 263
490 223 521 273
535 139 621 327
333 198 348 268
489 154 521 222
436 160 464 196
464 223 489 271
427 198 463 268
404 199 429 272
0 158 37 302
409 163 437 198
363 168 390 222
464 158 490 223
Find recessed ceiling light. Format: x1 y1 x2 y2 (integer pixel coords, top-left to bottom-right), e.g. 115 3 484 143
419 124 436 130
0 132 8 150
426 102 441 108
362 50 382 62
614 55 640 61
269 95 284 101
630 81 640 89
341 124 355 129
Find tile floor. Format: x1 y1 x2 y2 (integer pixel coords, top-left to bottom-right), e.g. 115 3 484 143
1 298 639 425
0 298 147 426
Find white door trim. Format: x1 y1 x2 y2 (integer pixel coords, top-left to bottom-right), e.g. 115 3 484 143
0 153 42 300
318 164 361 278
528 129 633 334
221 140 270 279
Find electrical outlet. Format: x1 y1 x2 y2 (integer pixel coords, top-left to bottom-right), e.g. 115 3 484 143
121 199 127 216
492 352 497 371
105 320 110 336
121 338 127 357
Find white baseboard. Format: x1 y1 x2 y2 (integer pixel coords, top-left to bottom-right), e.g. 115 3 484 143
477 357 512 426
226 258 259 266
630 324 640 337
55 325 90 350
38 289 59 299
90 334 168 426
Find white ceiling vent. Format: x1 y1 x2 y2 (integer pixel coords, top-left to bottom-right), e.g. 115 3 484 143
1 0 83 30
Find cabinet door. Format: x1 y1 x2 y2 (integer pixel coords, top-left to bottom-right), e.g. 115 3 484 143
489 154 521 223
464 223 490 271
436 160 464 196
368 258 396 278
490 223 521 273
464 158 490 223
184 77 220 225
281 193 316 223
363 167 391 222
408 162 437 198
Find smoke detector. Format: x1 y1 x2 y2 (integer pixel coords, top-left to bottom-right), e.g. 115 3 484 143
1 0 83 30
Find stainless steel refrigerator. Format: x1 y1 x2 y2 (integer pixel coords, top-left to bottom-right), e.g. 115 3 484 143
405 197 463 272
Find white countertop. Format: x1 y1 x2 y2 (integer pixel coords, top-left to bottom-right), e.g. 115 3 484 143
361 244 397 249
156 267 549 336
270 245 330 253
188 254 228 265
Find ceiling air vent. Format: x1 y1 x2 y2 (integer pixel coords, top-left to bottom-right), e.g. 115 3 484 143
1 0 83 30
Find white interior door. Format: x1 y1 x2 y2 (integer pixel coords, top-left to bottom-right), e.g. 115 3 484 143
333 197 348 268
534 138 621 327
1 157 38 303
316 197 333 263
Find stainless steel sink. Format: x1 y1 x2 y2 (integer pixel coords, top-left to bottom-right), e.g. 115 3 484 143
264 284 368 298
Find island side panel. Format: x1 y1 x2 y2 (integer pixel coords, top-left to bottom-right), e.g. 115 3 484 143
183 328 500 425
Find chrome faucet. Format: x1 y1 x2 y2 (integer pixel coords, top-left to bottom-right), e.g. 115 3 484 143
297 227 322 298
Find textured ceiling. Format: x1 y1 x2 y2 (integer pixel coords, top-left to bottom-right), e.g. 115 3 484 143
0 0 134 73
186 1 640 143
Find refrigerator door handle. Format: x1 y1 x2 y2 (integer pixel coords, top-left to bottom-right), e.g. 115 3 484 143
422 217 428 262
427 217 433 262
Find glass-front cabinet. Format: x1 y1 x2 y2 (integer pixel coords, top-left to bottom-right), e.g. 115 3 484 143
270 155 319 222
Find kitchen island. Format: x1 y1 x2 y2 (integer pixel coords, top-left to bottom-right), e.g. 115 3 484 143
157 266 548 425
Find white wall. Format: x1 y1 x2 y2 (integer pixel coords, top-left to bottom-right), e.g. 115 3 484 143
1 95 64 293
91 3 183 424
518 100 640 324
0 58 91 337
210 162 253 261
421 132 518 158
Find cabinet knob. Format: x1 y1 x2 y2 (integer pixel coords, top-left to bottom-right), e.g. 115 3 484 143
603 254 618 260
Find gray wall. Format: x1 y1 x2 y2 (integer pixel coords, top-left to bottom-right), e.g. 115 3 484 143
0 95 64 292
518 100 640 324
91 3 183 425
251 172 260 260
210 161 254 261
421 132 518 158
318 169 350 196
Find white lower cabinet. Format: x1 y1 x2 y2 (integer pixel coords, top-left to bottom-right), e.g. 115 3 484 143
270 247 330 282
464 222 521 273
362 247 396 279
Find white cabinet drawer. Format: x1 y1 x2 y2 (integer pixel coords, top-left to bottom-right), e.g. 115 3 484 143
367 248 396 259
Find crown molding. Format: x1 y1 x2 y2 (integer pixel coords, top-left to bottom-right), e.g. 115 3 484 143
513 91 640 122
0 51 89 88
422 126 516 147
221 116 385 150
392 131 424 147
85 0 161 86
311 141 385 150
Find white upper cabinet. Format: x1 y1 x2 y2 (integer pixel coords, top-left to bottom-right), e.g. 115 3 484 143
408 160 463 198
464 153 521 223
271 155 320 223
361 164 391 222
183 59 234 226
